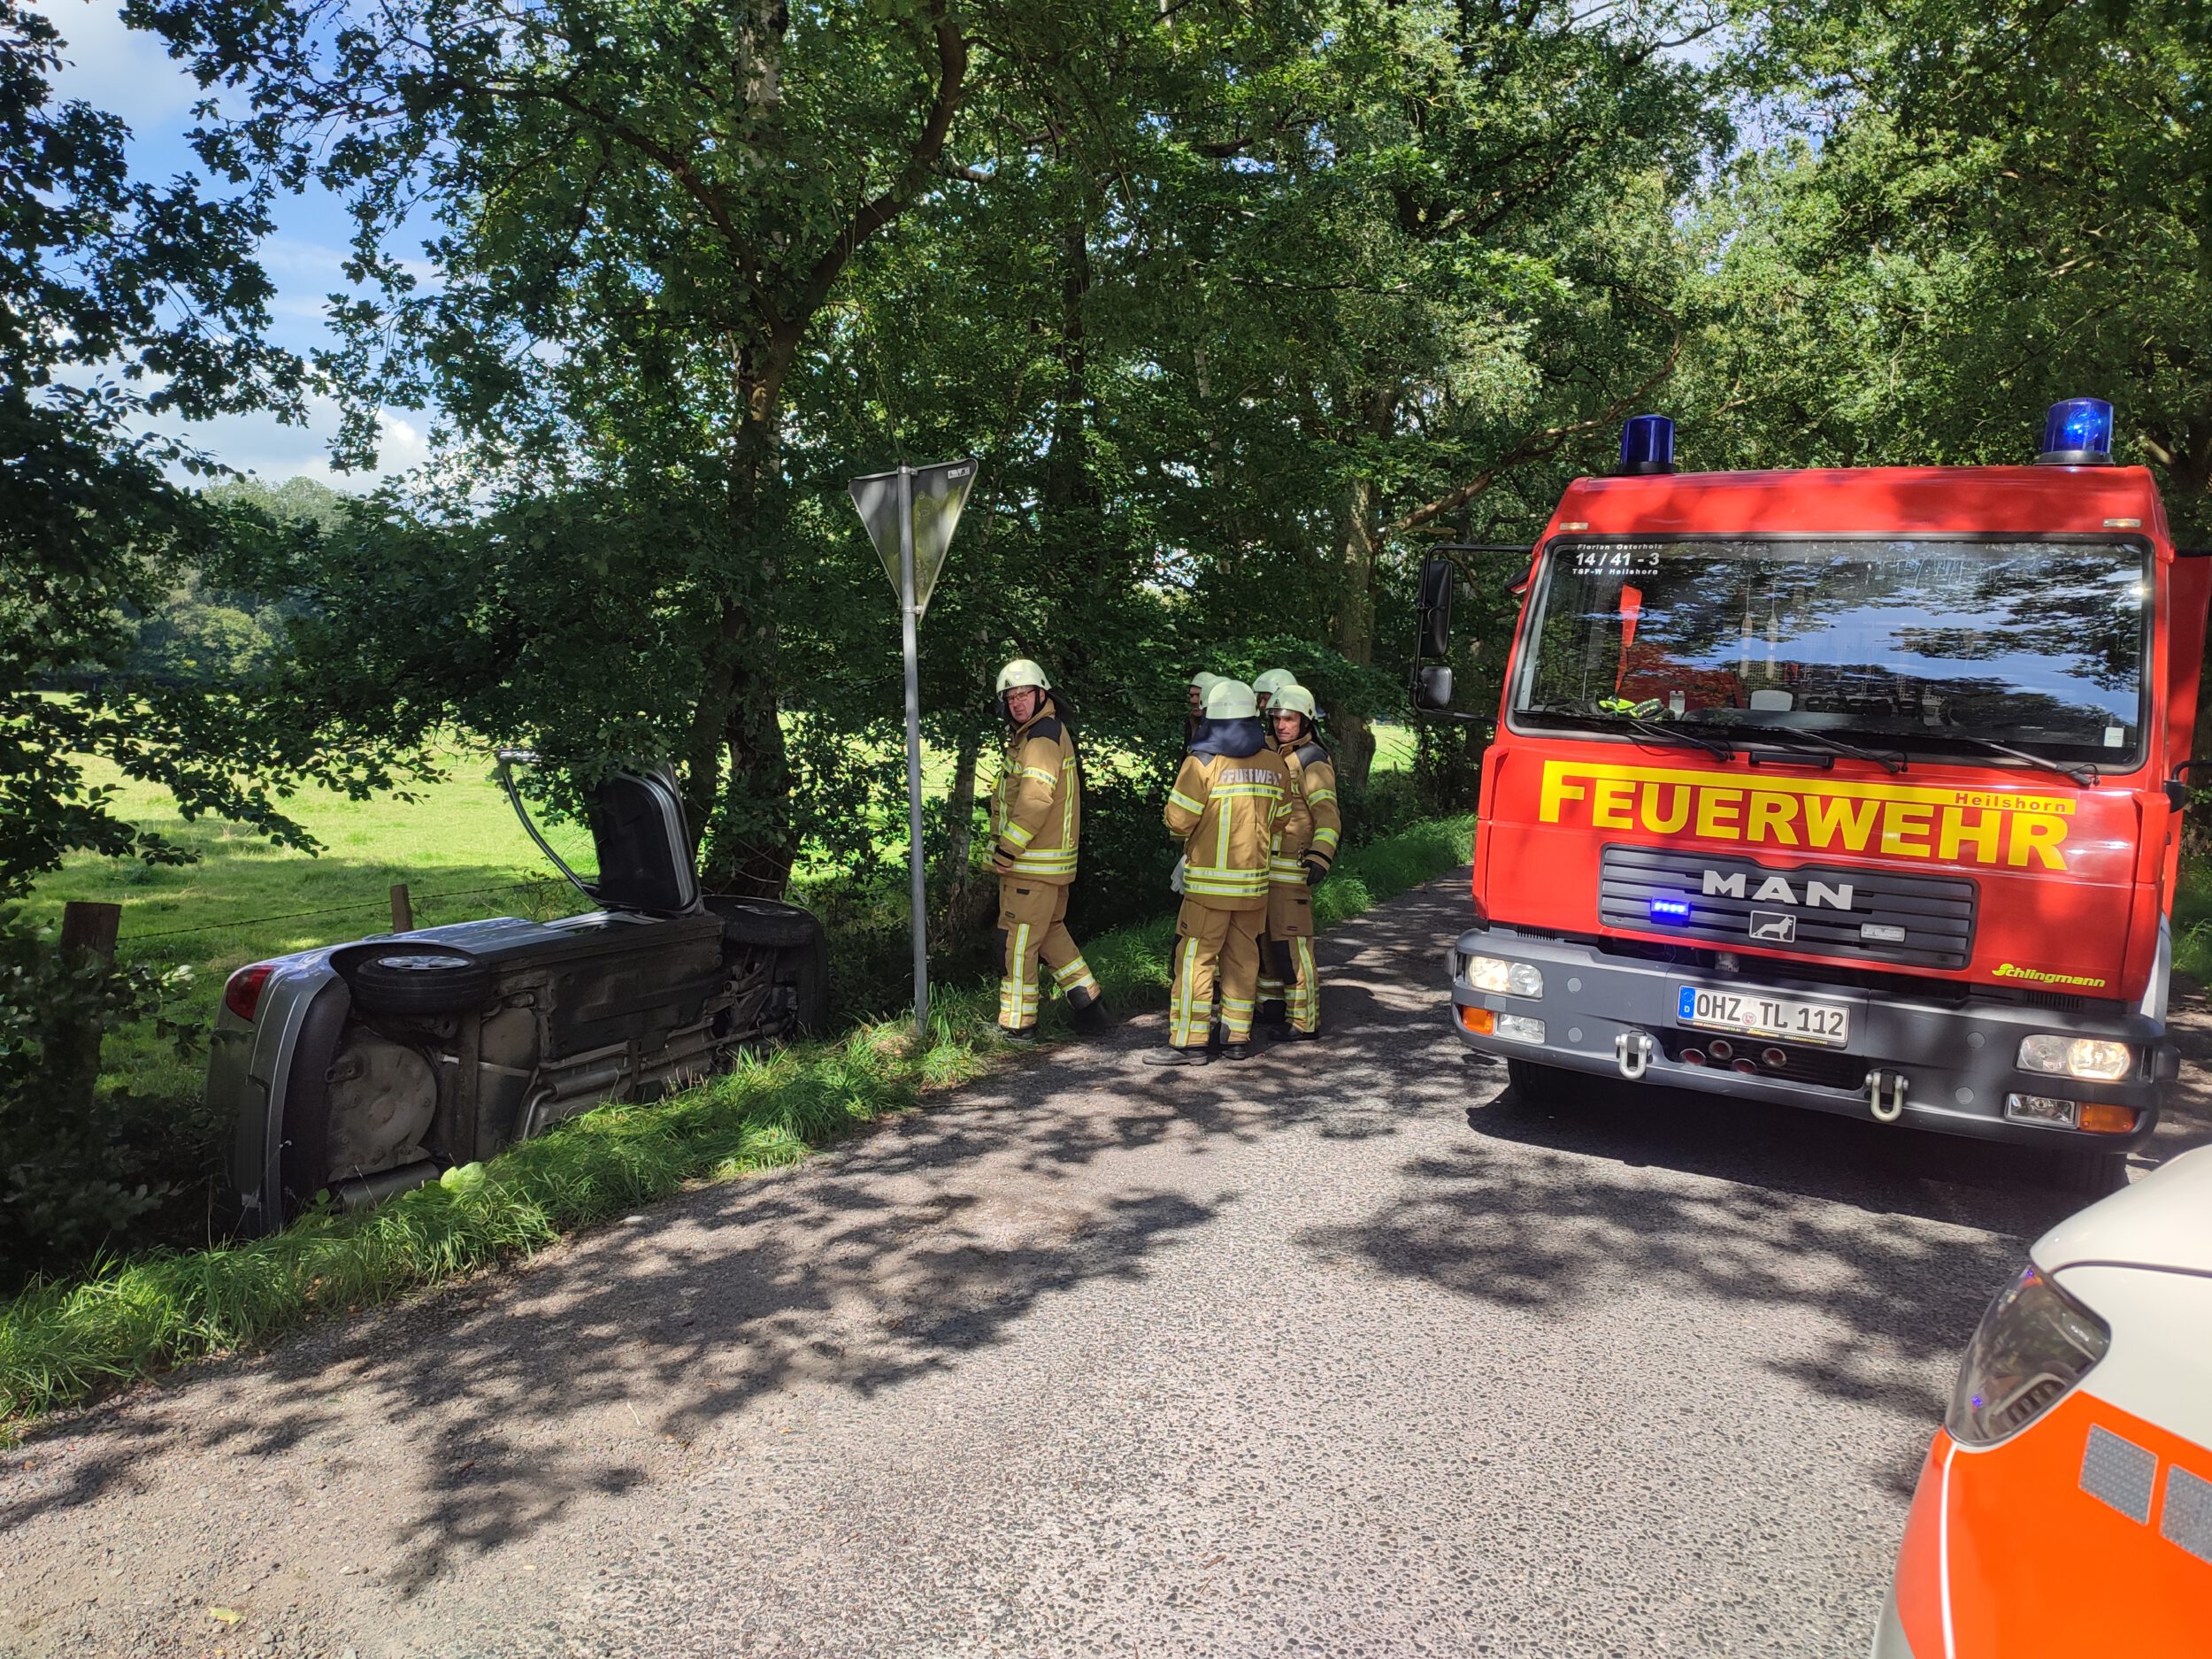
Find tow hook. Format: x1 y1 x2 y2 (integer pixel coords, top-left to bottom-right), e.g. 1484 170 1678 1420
1865 1070 1909 1123
1615 1031 1656 1080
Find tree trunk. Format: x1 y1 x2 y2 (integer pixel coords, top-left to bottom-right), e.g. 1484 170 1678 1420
941 719 986 906
692 383 797 898
1043 215 1112 678
1325 384 1401 793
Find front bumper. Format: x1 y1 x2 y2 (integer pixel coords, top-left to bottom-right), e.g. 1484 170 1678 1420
1448 926 2172 1149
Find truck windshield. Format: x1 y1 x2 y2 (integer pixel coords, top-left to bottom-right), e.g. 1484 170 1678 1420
1511 538 2148 767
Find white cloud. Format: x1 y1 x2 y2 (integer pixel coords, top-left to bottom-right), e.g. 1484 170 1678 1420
152 397 439 490
41 0 204 127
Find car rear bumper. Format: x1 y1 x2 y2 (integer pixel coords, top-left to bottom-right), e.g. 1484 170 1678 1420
1447 926 2170 1149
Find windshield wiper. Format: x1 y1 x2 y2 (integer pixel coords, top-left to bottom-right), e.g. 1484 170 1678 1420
1722 727 1908 776
1524 700 1733 760
1892 733 2100 787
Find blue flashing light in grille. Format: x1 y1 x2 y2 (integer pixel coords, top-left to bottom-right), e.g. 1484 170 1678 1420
1650 895 1693 924
2039 397 2115 465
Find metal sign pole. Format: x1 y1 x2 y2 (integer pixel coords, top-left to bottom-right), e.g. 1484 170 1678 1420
898 464 930 1035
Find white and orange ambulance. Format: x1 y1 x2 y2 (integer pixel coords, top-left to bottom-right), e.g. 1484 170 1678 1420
1875 1143 2212 1655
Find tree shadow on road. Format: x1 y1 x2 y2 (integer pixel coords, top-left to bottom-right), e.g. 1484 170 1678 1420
9 871 2212 1624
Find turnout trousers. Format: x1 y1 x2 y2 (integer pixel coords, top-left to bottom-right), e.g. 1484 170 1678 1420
997 878 1098 1033
1168 898 1263 1049
1256 884 1320 1034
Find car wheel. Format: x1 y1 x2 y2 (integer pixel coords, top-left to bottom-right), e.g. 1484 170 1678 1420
344 947 494 1018
1504 1056 1578 1109
2046 1144 2130 1199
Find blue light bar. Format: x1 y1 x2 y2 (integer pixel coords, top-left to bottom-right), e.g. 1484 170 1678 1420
1617 414 1677 476
2039 397 2116 465
1649 895 1693 924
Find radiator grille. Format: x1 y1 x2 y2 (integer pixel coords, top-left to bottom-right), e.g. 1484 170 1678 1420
1600 844 1977 971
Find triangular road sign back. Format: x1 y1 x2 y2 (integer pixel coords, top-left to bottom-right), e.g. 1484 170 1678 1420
847 458 978 618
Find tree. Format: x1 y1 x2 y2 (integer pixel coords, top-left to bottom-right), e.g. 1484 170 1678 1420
0 3 401 1279
136 0 993 894
0 0 380 897
1687 0 2212 538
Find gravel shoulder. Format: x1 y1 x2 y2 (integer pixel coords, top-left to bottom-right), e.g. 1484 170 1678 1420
4 872 2206 1659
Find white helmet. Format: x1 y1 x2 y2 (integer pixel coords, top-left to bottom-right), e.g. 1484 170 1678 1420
1202 678 1259 720
1188 669 1220 692
1252 668 1297 701
1270 684 1317 719
996 658 1051 694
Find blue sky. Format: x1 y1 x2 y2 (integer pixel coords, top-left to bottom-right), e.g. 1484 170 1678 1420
46 0 433 488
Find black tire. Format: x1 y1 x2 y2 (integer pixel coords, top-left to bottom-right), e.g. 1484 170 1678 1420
709 895 822 949
1504 1056 1580 1109
340 945 494 1018
2046 1144 2130 1200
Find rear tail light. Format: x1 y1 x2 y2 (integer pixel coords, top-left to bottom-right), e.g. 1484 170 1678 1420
1947 1265 2109 1446
223 964 275 1022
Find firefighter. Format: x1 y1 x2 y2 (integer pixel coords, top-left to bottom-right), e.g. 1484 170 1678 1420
1149 678 1289 1066
1185 670 1219 744
1254 684 1340 1039
990 659 1105 1043
1251 667 1297 719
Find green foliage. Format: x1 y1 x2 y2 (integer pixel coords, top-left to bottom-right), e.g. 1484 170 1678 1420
0 908 195 1280
122 0 1738 894
0 0 344 898
1 811 1471 1430
1685 0 2212 535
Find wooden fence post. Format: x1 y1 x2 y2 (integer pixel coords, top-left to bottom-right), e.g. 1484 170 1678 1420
54 901 123 1111
390 883 413 932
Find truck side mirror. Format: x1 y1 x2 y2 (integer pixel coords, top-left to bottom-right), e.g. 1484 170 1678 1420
1416 556 1454 659
1414 664 1455 711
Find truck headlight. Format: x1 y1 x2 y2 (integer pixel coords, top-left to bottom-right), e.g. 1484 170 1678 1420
2016 1034 2133 1080
1946 1265 2108 1447
1465 956 1543 997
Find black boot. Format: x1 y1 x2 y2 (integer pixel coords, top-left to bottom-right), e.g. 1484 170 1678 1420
998 1025 1039 1046
1220 1041 1255 1063
1143 1045 1213 1068
1257 999 1288 1029
1067 995 1110 1034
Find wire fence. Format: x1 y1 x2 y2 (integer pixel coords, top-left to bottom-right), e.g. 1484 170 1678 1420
122 879 565 941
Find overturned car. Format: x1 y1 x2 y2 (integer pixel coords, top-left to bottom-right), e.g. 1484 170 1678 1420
211 755 827 1234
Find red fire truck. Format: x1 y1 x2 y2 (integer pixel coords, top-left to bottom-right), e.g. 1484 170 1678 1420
1415 400 2210 1187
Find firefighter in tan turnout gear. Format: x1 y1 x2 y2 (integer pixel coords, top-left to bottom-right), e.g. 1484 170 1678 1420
1254 684 1340 1039
1148 679 1289 1067
990 659 1104 1043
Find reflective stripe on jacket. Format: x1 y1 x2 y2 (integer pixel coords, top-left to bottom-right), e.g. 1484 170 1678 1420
1164 749 1289 910
991 713 1080 883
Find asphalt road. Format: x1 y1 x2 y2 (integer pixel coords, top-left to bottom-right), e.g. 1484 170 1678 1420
6 870 2208 1659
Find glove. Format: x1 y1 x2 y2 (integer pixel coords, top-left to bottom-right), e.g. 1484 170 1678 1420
992 841 1018 874
1303 856 1329 887
1170 855 1187 895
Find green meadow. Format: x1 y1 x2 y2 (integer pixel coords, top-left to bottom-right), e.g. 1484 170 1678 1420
28 724 1422 1107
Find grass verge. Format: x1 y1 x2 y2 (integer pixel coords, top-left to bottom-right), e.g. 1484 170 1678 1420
0 816 1474 1435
